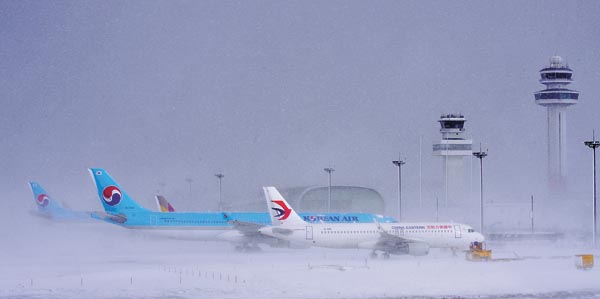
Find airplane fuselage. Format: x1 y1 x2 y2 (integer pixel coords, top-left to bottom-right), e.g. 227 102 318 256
260 222 484 251
93 210 397 243
96 211 395 228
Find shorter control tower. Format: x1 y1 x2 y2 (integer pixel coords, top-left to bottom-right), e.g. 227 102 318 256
433 114 473 205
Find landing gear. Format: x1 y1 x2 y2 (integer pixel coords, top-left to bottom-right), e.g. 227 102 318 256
246 244 261 252
369 251 391 259
234 243 261 253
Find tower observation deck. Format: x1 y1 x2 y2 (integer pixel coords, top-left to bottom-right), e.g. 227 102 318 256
433 114 473 205
534 56 579 189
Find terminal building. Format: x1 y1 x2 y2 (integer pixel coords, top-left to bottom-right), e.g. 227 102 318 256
236 186 386 214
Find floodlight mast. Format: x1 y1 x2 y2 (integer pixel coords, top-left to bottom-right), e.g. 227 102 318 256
185 178 193 199
323 167 335 213
392 158 406 221
584 131 599 248
472 145 488 235
215 173 224 210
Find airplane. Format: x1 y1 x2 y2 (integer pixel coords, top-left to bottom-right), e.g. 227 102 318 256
156 195 175 212
89 168 396 250
28 181 95 222
154 194 393 225
259 187 485 259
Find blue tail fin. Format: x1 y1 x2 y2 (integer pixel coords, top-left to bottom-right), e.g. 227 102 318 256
88 168 150 215
28 181 67 213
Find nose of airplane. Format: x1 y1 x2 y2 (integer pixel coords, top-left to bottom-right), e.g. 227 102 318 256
475 232 485 243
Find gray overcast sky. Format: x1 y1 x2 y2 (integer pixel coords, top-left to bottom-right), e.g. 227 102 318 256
2 1 600 219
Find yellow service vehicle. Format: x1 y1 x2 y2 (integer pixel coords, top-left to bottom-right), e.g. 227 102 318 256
574 254 594 270
466 241 492 261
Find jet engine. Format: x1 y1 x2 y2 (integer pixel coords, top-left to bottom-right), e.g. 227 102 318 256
407 242 430 256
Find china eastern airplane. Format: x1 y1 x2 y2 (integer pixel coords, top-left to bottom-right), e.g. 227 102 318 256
89 168 396 249
259 187 485 258
28 181 96 222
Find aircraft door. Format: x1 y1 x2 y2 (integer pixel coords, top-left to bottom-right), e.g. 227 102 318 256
454 225 462 238
151 215 158 225
306 226 313 240
393 227 404 237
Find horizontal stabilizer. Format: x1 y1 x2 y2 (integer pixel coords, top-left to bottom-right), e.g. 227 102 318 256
91 211 127 224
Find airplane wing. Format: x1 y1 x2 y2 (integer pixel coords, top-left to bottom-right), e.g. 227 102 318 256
374 230 423 249
229 220 295 237
364 221 430 255
226 221 298 248
228 220 264 236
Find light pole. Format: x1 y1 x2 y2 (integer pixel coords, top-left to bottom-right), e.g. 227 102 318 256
158 182 166 195
323 167 335 213
436 196 439 222
584 132 599 248
185 178 193 199
473 145 488 235
530 195 535 234
215 173 224 211
392 159 406 221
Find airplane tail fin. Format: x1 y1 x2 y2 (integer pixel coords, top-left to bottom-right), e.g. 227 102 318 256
156 195 175 212
263 187 305 226
28 181 65 214
88 168 150 215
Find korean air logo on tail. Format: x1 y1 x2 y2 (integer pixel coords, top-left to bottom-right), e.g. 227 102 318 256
36 194 49 207
271 200 291 220
102 186 122 206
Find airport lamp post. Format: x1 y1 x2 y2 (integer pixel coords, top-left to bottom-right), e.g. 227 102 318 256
158 182 166 195
530 195 535 234
392 159 406 222
436 196 439 222
473 147 488 235
185 178 193 199
584 133 599 249
215 173 224 211
324 167 335 213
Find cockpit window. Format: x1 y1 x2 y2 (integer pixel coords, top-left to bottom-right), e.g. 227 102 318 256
467 229 475 233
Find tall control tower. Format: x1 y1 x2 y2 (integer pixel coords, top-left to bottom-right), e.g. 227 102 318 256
534 56 579 189
433 114 473 205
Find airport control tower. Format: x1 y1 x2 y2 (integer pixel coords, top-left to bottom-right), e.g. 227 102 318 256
433 114 473 205
534 56 579 189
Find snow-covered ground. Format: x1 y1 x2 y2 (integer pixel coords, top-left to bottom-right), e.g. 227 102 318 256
1 218 599 299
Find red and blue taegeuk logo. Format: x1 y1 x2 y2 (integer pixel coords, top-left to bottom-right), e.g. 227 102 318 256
36 194 49 207
102 186 122 206
271 200 291 220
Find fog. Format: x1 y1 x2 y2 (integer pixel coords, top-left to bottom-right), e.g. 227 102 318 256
1 1 600 298
2 218 599 298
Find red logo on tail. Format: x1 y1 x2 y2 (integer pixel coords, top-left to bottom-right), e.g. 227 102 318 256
37 194 49 207
271 200 291 220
